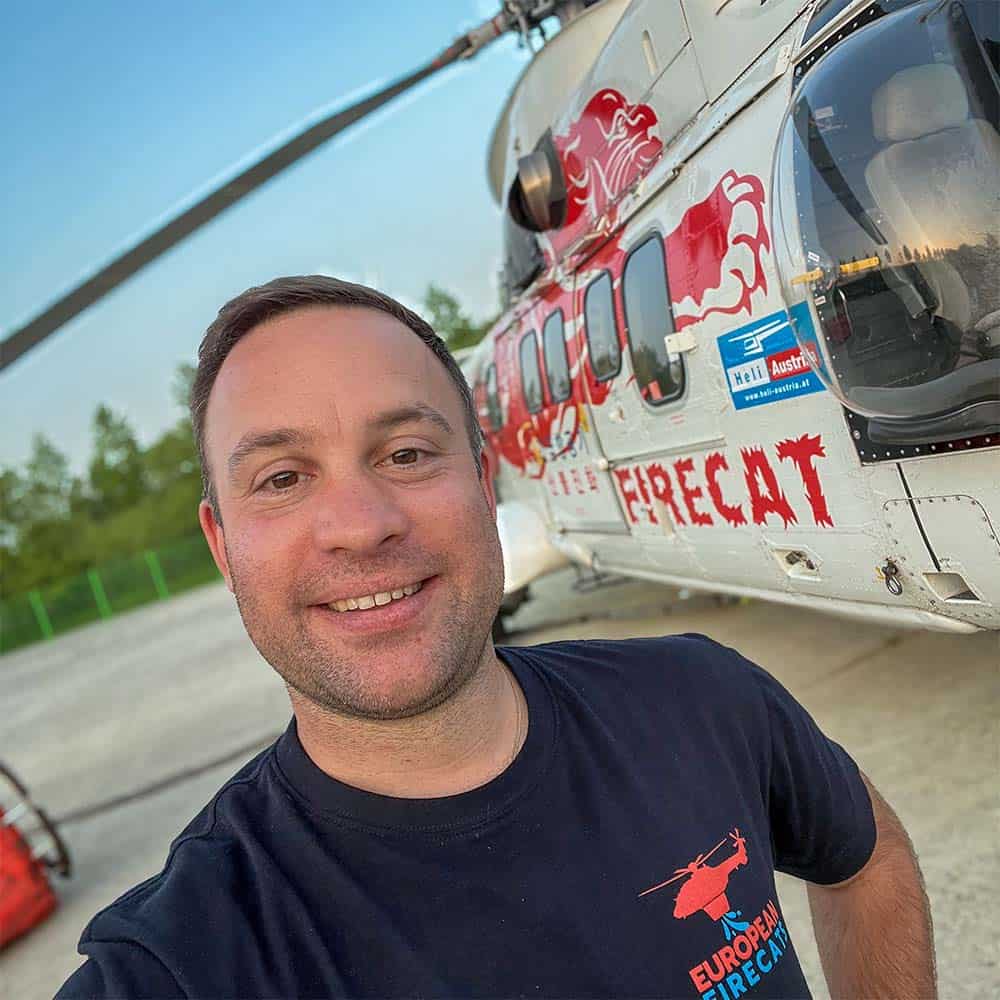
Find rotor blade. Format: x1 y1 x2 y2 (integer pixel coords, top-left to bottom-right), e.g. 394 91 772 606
695 837 728 865
636 837 728 899
637 871 688 898
1 15 511 372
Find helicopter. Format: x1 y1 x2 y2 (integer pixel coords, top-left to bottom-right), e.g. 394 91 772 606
638 828 749 923
2 0 998 636
463 0 1000 635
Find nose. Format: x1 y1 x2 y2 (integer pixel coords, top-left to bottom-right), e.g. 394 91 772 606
310 469 411 554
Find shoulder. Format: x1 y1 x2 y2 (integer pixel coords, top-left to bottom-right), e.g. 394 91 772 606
505 632 765 701
56 940 184 998
80 745 275 955
503 633 776 744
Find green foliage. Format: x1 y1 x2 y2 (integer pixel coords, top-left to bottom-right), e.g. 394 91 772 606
87 404 148 519
0 535 220 654
171 362 197 411
0 365 203 599
422 284 496 351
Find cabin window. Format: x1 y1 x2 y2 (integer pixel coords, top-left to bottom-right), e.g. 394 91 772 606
622 235 685 405
542 309 571 403
584 271 621 381
484 363 502 431
519 331 544 414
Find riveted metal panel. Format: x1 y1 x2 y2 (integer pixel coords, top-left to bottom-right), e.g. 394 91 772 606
883 496 1000 628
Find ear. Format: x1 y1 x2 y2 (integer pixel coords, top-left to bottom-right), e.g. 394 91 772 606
199 500 234 593
479 447 498 520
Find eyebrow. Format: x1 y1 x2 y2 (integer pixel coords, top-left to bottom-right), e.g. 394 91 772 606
368 403 454 437
227 428 317 480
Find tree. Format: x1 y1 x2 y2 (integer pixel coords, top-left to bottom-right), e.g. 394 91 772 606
144 423 197 492
422 285 495 351
0 467 23 536
3 436 79 593
88 405 147 519
0 363 211 599
146 363 200 492
23 434 72 520
171 361 197 414
0 467 26 587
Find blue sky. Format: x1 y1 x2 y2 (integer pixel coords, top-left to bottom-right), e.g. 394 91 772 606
1 1 533 471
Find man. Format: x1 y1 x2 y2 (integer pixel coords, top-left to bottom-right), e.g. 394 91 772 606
58 276 935 999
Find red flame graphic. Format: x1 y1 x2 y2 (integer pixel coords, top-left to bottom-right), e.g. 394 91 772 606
665 170 771 331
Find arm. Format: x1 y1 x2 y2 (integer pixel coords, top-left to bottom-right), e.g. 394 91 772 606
56 941 185 999
807 773 936 1000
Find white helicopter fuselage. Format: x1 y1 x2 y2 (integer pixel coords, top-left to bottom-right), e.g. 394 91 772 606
465 0 1000 633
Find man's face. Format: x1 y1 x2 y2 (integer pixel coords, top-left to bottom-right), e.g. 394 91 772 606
199 306 504 720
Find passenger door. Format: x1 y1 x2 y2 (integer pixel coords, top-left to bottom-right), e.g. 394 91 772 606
574 226 723 574
579 226 721 466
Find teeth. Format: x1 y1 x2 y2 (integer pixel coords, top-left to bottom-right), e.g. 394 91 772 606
328 580 423 612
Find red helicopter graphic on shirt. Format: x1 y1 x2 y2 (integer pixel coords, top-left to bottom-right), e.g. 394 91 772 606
639 828 749 925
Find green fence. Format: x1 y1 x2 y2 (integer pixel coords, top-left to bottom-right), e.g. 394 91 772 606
0 534 220 655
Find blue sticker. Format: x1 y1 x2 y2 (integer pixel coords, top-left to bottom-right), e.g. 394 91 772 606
716 304 825 410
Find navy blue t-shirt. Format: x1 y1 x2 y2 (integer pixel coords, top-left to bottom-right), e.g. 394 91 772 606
58 635 875 999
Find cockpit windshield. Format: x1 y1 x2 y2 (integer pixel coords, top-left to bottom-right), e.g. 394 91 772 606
774 0 999 441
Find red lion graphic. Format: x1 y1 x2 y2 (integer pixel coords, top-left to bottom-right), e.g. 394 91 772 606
551 88 663 253
665 170 771 331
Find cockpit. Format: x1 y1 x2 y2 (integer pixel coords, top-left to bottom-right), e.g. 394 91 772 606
774 0 999 444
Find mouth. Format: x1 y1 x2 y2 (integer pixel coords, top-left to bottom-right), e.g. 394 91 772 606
308 576 436 636
326 579 424 613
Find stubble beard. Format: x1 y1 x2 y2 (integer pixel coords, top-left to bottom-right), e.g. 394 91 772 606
226 542 505 722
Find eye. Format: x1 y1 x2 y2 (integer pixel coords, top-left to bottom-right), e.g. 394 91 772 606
264 470 300 491
389 448 421 466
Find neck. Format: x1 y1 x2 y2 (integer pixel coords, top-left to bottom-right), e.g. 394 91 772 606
289 646 526 798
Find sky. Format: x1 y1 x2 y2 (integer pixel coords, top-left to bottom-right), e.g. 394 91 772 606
1 1 535 472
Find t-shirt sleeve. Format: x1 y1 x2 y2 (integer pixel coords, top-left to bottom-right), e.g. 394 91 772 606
748 657 876 885
55 939 185 999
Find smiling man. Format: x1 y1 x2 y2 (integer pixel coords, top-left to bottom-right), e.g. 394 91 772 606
58 276 935 999
201 305 504 725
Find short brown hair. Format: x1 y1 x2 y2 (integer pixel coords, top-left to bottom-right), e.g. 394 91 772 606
190 275 483 520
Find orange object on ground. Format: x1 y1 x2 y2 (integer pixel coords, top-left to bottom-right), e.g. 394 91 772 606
0 763 71 950
0 810 58 948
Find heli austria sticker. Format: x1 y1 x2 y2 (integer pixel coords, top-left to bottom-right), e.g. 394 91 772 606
716 304 824 410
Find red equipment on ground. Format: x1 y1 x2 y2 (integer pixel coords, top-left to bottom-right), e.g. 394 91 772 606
0 763 71 949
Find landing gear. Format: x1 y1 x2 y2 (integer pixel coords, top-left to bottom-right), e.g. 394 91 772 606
492 586 529 644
